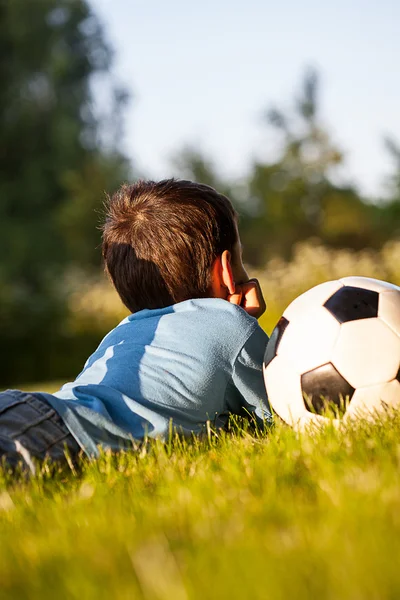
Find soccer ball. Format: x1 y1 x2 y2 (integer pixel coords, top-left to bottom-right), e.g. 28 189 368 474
263 276 400 429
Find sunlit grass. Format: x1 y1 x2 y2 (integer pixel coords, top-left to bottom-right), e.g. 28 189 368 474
1 414 400 599
16 381 65 394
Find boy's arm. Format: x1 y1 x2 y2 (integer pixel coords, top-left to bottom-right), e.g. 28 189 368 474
228 326 273 427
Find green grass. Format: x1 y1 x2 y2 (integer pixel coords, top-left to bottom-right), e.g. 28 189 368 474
1 413 400 599
17 381 65 394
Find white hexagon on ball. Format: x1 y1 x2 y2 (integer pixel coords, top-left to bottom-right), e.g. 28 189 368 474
379 290 400 337
331 317 400 389
277 304 341 375
345 380 400 420
283 280 343 321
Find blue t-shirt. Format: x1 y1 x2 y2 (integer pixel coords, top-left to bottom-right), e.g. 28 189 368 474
41 298 271 457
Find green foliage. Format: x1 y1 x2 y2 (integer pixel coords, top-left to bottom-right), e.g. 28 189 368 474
2 414 400 598
375 137 400 239
0 0 131 384
245 70 384 264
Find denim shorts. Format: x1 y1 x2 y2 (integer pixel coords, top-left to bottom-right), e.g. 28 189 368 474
0 390 81 474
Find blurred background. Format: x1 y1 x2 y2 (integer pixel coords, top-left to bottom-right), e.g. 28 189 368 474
1 0 400 387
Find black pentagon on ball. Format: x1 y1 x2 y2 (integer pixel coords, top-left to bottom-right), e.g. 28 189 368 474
323 286 379 323
301 362 355 415
396 368 400 383
264 316 289 368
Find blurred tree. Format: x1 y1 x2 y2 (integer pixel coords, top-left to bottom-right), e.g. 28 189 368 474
243 69 377 265
0 0 131 384
384 137 400 194
171 146 241 203
376 137 400 239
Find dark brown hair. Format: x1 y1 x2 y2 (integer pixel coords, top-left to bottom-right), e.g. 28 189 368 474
102 178 238 313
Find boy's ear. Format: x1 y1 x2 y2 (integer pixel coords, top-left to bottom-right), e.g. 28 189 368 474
220 250 235 295
210 250 235 298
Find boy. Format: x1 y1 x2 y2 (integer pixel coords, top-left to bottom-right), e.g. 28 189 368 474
0 179 271 472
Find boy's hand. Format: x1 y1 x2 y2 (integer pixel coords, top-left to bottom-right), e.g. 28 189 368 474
228 278 266 319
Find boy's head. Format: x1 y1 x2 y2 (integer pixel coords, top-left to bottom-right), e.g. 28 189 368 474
102 178 243 313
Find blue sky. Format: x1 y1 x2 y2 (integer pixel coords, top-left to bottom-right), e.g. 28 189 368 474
91 0 400 198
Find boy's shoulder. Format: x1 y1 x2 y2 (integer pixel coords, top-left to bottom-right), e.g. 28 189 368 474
133 298 263 352
101 299 265 362
128 297 259 329
106 298 261 346
180 297 259 329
